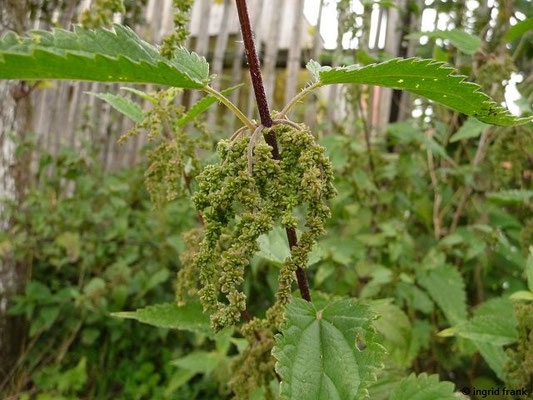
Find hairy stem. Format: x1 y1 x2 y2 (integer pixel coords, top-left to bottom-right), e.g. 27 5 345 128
203 86 256 130
235 0 311 302
278 81 322 119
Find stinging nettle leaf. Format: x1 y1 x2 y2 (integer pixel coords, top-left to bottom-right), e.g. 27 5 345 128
170 351 220 374
445 297 518 346
0 24 210 88
390 373 457 400
406 29 482 55
307 59 331 82
86 92 143 122
417 264 467 326
111 302 212 334
371 302 413 367
509 291 533 301
474 341 508 381
272 298 385 400
505 17 533 42
449 117 489 142
486 190 533 205
309 58 532 126
449 315 518 345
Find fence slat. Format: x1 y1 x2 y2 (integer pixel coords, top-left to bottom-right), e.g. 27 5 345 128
284 0 306 105
208 0 233 125
263 0 284 108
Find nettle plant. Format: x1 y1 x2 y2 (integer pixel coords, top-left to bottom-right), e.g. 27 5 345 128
1 1 531 399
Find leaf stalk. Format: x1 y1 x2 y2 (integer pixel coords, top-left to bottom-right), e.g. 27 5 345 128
203 86 256 130
278 81 322 118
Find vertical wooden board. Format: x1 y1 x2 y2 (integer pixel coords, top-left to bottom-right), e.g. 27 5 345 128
263 0 284 108
305 0 325 128
376 2 405 131
208 0 233 125
398 0 424 121
189 0 212 106
327 3 347 124
284 0 306 105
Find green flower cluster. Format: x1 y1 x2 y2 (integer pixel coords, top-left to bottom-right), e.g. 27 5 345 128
476 55 515 103
229 328 277 400
79 0 125 28
505 302 533 393
160 0 195 59
489 125 533 191
119 88 208 208
191 123 335 331
175 227 203 304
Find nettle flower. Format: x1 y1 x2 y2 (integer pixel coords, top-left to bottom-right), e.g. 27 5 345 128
191 123 335 331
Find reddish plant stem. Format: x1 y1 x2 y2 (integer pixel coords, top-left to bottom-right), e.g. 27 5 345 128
234 0 272 128
234 0 311 302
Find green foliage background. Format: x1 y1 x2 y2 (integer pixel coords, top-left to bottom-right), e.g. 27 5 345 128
1 0 532 399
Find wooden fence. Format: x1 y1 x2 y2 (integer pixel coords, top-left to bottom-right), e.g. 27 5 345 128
0 0 423 197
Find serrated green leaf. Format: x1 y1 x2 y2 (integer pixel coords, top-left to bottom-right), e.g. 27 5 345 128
509 290 533 301
505 17 533 42
367 368 406 400
171 351 220 374
474 341 508 381
311 58 532 126
486 190 533 204
390 373 457 400
177 84 243 127
111 302 212 334
372 302 412 367
272 298 384 400
445 298 518 346
306 59 330 82
449 117 489 142
407 29 482 54
0 24 209 88
164 369 196 396
396 282 434 314
450 315 518 345
418 264 467 325
86 92 143 122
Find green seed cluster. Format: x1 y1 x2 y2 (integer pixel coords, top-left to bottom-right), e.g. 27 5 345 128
79 0 125 28
476 55 515 103
274 124 336 309
192 124 335 331
119 88 208 208
160 0 195 59
175 227 203 305
229 329 277 400
504 302 533 392
489 125 533 191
